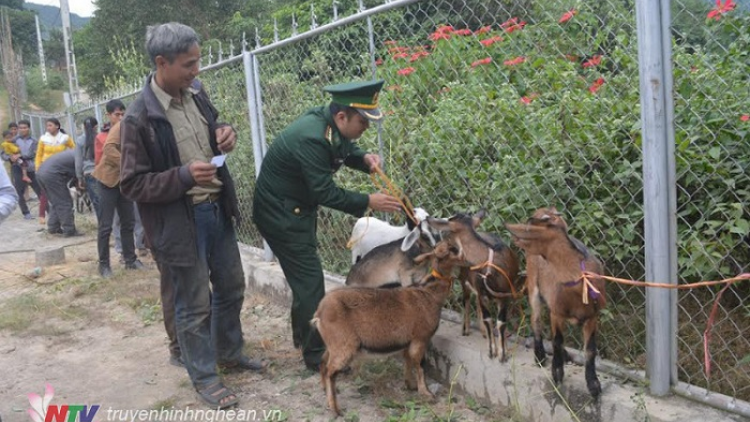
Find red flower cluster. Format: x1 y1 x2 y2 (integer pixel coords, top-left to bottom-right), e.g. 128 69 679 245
589 77 605 94
392 52 409 60
429 25 454 41
409 51 430 62
480 36 503 47
582 55 602 68
397 67 416 76
475 26 492 34
500 17 527 34
384 40 398 46
504 56 526 66
707 0 736 20
454 28 473 36
388 46 409 54
471 57 492 67
559 9 577 23
741 114 750 122
375 58 383 66
520 93 539 105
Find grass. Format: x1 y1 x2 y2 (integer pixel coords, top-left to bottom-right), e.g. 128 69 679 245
0 290 89 335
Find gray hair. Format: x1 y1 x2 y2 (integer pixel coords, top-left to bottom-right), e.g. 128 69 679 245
145 22 199 66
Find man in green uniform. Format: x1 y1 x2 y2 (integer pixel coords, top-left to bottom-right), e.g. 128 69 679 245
253 79 402 370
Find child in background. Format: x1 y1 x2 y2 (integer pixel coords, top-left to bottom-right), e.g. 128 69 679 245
2 130 31 183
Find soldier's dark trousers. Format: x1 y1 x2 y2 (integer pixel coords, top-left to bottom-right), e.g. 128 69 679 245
261 234 326 367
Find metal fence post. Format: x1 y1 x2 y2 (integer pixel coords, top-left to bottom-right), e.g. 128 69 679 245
635 0 678 396
94 102 103 129
365 3 386 177
243 50 273 262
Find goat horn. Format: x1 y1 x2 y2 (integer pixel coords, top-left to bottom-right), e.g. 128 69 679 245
455 238 464 260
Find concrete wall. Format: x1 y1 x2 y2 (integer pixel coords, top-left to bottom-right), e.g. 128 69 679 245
238 244 745 422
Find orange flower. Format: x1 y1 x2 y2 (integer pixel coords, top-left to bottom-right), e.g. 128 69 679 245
588 77 605 94
392 52 409 60
741 114 750 122
480 36 503 47
384 40 398 45
559 10 577 23
409 51 430 62
454 28 473 36
565 54 578 62
429 32 451 41
388 46 409 54
504 21 526 34
503 56 526 66
500 17 519 28
707 0 736 20
375 58 383 66
397 67 416 76
475 26 492 34
436 25 454 33
471 57 492 67
582 55 602 68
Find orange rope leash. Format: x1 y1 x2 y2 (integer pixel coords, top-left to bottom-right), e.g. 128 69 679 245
469 261 520 299
369 166 419 226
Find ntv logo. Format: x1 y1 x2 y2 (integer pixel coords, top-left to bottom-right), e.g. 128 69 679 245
27 384 100 422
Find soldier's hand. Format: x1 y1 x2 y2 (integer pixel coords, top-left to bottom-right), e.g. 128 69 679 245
368 193 401 213
189 161 217 185
216 126 236 153
364 153 381 172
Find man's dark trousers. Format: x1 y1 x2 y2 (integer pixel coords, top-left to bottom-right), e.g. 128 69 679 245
11 165 42 216
260 232 326 367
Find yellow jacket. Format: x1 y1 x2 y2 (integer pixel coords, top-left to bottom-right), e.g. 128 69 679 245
1 140 20 156
35 132 74 170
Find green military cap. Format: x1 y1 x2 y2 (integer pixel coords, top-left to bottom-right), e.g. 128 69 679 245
324 79 385 122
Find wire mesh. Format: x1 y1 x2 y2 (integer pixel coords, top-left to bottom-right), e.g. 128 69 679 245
252 0 750 403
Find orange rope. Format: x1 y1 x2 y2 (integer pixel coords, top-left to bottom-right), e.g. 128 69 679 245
369 166 418 226
581 271 750 290
469 261 520 299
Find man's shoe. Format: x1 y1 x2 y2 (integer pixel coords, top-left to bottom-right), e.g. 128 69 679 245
47 228 63 235
23 213 33 220
98 263 113 278
218 356 264 373
125 259 145 270
62 230 84 238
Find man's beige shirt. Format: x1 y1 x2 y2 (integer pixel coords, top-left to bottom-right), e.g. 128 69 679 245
151 78 222 203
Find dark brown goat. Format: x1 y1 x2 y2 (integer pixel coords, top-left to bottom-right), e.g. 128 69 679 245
425 212 521 361
312 239 465 416
505 207 606 397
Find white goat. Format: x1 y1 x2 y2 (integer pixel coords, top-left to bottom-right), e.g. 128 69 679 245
348 207 431 264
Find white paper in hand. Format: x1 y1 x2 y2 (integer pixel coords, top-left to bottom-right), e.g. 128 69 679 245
211 154 227 167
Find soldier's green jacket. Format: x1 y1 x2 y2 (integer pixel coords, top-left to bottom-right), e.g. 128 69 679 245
253 106 370 245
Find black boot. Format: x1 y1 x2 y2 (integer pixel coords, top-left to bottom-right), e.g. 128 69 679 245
98 262 113 278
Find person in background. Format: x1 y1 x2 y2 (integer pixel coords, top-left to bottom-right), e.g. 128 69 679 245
92 121 145 277
7 122 18 140
2 130 30 183
75 117 101 218
1 120 43 220
35 149 80 236
35 118 74 225
0 164 18 224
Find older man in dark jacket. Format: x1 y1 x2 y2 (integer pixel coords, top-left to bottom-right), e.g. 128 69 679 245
119 22 259 410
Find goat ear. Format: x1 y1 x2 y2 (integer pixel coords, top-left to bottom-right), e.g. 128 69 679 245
472 209 487 228
425 216 450 232
420 221 437 246
505 223 546 239
401 227 421 252
413 250 435 264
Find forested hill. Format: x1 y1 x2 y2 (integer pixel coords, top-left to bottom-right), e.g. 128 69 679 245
23 2 89 34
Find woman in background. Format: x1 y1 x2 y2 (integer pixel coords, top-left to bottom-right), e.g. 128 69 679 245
35 118 74 225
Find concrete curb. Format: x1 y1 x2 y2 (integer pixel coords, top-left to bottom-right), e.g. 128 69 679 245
238 244 744 422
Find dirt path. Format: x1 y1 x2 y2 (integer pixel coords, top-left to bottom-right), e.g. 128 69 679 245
0 210 507 422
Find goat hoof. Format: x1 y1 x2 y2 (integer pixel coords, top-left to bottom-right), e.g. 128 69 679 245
499 353 507 363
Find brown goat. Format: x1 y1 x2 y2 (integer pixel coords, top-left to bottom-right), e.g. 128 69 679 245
425 212 521 361
312 239 465 416
505 207 606 397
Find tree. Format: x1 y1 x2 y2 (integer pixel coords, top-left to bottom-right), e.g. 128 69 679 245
43 27 65 69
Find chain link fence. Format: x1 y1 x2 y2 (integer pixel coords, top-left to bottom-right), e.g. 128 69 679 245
21 0 749 415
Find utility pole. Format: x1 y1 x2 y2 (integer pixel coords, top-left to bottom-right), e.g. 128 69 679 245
60 0 79 104
35 14 47 85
